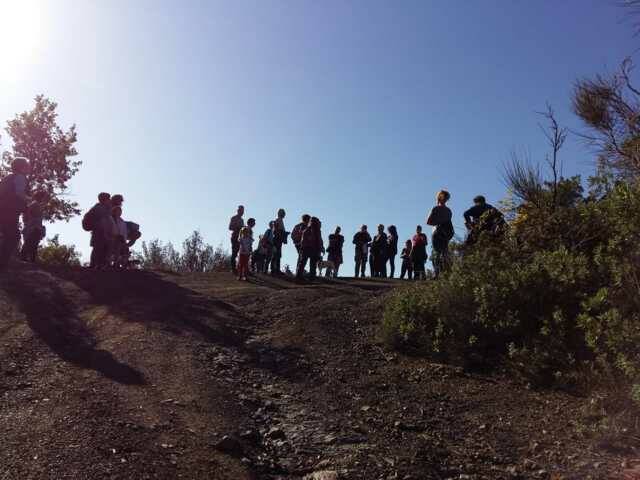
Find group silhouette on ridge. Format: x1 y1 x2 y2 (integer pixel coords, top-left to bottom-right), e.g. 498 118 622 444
227 190 505 282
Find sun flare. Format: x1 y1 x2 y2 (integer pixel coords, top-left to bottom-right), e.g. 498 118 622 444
0 0 43 75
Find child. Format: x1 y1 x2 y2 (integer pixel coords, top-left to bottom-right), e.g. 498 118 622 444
237 226 253 281
400 239 413 280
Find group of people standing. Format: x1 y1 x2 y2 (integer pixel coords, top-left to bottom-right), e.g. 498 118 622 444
228 189 499 282
83 192 141 269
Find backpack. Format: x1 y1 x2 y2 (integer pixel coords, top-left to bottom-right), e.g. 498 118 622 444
82 210 95 232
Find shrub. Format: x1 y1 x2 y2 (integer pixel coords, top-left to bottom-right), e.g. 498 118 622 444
37 235 82 267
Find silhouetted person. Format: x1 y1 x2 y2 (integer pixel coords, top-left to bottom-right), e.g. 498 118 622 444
400 239 413 280
229 205 245 273
387 225 399 278
112 206 128 268
21 192 46 263
296 216 323 280
411 225 428 280
427 190 454 278
111 194 124 208
327 226 344 277
270 208 287 275
291 214 311 254
353 225 371 278
237 226 253 281
86 192 114 269
464 195 505 245
0 157 30 270
262 221 276 273
464 195 494 227
371 224 388 278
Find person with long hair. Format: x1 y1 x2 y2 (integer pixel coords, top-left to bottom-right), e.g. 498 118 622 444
327 226 344 277
387 225 399 278
371 224 388 277
296 216 323 280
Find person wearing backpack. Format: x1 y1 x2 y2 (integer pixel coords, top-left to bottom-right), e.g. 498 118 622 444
21 193 46 263
85 192 113 268
291 214 311 254
427 190 454 278
296 216 323 281
0 157 30 270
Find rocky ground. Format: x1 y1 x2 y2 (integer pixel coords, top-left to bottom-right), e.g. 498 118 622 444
0 264 638 479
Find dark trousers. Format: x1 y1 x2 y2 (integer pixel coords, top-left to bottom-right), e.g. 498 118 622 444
400 261 413 280
21 234 41 263
372 255 387 278
0 213 20 269
230 237 240 271
413 255 426 280
354 251 367 277
270 241 283 274
90 234 110 268
297 248 319 279
388 254 396 278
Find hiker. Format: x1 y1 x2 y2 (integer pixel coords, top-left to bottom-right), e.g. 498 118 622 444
411 225 428 280
400 239 413 280
464 195 505 245
237 226 253 281
291 214 311 254
270 208 287 275
352 225 371 278
229 205 245 273
262 221 276 273
370 224 388 278
387 225 399 278
112 206 128 268
20 192 46 263
427 190 454 278
0 157 30 270
84 192 115 269
326 226 344 277
296 216 323 280
252 235 266 273
111 194 124 208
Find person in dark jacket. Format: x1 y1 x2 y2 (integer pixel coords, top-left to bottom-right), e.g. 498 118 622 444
400 239 413 280
411 225 428 280
0 157 30 270
87 192 114 269
464 195 505 245
262 221 276 273
271 208 287 275
296 216 323 280
327 226 344 277
387 225 399 278
370 224 388 278
427 190 454 278
352 225 371 278
291 214 311 254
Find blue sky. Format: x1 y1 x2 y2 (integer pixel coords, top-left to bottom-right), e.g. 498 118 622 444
0 0 635 270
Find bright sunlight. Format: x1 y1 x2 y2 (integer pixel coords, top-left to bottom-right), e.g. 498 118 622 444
0 0 43 77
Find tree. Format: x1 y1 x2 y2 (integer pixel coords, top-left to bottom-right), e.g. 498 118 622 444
38 235 82 267
1 95 81 221
573 58 640 180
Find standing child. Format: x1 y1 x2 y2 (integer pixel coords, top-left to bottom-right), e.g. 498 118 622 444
237 227 253 281
400 239 413 280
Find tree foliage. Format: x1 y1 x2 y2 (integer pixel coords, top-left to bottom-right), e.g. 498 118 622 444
1 95 81 221
38 235 82 267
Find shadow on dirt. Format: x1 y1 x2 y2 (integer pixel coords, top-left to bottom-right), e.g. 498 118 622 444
3 269 146 386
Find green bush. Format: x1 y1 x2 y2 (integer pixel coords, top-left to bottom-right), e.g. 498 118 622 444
384 181 640 395
38 235 82 267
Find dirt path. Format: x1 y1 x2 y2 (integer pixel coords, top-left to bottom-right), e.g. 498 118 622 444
0 266 636 479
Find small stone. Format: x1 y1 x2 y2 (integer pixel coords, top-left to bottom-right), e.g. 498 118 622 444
214 435 243 456
266 427 286 440
303 471 339 480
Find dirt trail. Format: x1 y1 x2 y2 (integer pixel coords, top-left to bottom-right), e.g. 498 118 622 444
0 265 634 479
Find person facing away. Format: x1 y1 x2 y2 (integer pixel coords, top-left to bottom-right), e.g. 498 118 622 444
387 225 399 278
296 216 323 280
86 192 114 269
0 157 30 270
21 192 46 263
291 214 311 253
270 208 287 275
411 225 428 280
427 189 454 278
229 205 245 273
252 234 266 273
237 226 253 281
370 224 388 278
352 225 371 278
400 239 413 280
262 221 276 273
327 226 345 277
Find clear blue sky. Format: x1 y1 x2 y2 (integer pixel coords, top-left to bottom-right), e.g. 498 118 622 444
0 0 635 270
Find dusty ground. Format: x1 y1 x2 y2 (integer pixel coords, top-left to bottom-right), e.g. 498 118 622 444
0 264 637 479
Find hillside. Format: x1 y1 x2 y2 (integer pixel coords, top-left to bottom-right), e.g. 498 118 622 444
0 264 635 479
